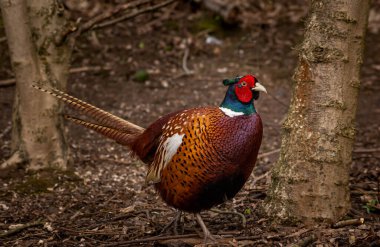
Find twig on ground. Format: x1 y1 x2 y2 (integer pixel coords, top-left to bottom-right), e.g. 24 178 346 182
211 209 247 228
351 190 379 195
0 78 16 87
0 36 6 43
69 65 111 74
234 235 262 241
0 124 11 139
182 47 194 75
266 232 287 240
354 147 380 153
0 66 111 87
101 234 199 246
290 234 317 247
258 148 281 159
0 220 43 238
285 228 311 239
58 227 125 236
332 218 364 228
252 172 270 186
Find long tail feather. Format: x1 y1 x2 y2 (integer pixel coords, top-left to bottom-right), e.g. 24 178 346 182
33 85 145 135
65 115 137 146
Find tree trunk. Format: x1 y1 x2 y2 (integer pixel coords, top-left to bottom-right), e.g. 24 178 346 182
263 0 370 224
0 0 70 170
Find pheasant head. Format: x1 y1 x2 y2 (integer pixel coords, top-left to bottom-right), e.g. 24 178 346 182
220 74 267 116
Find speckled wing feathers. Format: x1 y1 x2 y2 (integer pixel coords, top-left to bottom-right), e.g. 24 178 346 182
146 110 197 183
146 132 184 183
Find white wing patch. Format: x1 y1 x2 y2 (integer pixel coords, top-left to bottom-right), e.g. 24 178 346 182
219 107 244 117
146 133 184 184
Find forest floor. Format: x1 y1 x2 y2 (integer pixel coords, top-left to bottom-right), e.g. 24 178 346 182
0 1 379 246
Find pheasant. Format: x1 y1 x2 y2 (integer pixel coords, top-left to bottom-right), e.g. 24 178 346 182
34 74 266 240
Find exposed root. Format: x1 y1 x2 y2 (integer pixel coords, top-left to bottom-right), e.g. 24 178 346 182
0 219 43 238
332 218 364 228
0 151 25 170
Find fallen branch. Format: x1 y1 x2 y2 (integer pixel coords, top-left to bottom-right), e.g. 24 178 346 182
68 65 112 74
92 0 152 30
101 234 199 246
59 0 177 47
285 228 312 239
351 190 379 195
0 66 111 87
353 147 380 153
252 172 270 185
59 227 126 236
94 0 177 30
0 78 16 87
0 151 24 170
182 47 194 75
332 218 364 228
0 124 11 139
0 220 43 238
57 0 152 45
290 234 317 247
258 148 281 159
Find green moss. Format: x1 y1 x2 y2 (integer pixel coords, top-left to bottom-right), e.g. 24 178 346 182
132 69 149 82
14 168 81 195
164 20 179 31
15 176 54 194
316 100 346 110
190 14 223 34
339 125 356 139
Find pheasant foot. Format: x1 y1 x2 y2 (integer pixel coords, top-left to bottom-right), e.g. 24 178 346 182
160 210 182 235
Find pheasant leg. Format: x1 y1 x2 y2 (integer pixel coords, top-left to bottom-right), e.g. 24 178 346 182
195 213 217 242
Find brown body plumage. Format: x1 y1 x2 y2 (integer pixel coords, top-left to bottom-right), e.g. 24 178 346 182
147 107 262 213
33 74 266 240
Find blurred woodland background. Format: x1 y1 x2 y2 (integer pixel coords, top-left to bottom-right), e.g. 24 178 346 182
0 0 379 246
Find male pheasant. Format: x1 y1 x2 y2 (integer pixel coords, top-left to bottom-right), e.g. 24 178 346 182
34 74 266 240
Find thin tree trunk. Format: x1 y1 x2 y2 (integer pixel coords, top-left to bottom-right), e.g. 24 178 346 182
263 0 370 224
0 0 70 170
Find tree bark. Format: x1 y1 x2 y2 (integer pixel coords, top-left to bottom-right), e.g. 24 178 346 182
0 0 70 170
263 0 370 224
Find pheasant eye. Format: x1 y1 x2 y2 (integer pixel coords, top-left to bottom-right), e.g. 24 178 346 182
241 81 247 87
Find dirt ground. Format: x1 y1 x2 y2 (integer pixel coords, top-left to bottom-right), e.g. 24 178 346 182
0 1 379 246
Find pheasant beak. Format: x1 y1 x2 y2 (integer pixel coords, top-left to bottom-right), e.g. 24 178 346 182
252 82 267 93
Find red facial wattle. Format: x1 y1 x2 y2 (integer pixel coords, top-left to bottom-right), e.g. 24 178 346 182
235 85 253 103
234 75 256 103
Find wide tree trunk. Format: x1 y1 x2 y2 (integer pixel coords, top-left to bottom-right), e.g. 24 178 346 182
264 0 370 224
0 0 70 170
